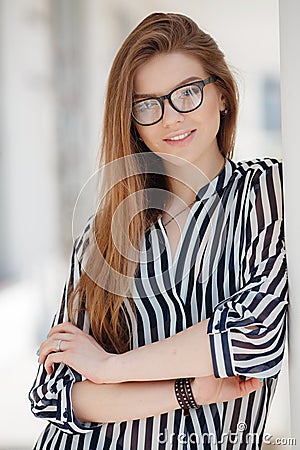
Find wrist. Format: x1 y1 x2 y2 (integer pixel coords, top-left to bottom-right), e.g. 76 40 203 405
190 377 205 406
100 353 127 384
94 353 120 384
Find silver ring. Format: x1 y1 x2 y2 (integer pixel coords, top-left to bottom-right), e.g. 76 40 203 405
56 339 63 352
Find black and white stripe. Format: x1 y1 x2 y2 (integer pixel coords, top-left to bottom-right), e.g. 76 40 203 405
29 158 288 449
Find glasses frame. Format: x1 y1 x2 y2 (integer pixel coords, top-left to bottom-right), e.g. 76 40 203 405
131 75 218 126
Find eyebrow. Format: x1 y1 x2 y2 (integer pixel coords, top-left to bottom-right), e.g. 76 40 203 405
133 76 203 100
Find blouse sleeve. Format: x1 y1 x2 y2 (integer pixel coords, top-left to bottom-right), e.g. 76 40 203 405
207 161 288 379
28 216 102 434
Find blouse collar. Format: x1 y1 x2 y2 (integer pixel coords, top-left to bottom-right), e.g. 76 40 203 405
195 158 236 202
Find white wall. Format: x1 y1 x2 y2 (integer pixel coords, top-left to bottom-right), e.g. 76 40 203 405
279 0 300 446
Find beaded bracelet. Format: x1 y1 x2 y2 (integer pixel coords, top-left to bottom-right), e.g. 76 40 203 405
174 378 199 416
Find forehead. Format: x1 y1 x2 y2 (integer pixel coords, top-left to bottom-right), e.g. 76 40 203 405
133 52 207 96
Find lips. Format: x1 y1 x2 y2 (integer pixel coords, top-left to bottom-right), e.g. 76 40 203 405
168 131 191 141
163 129 196 145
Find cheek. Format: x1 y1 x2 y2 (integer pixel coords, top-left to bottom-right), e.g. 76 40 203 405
192 107 220 132
136 126 161 150
205 94 222 117
135 125 149 142
195 96 221 129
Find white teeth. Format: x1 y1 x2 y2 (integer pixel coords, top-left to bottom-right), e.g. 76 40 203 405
168 132 191 141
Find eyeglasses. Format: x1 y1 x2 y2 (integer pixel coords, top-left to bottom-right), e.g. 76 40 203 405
131 75 217 126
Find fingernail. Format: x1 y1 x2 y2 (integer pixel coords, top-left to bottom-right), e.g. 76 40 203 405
46 333 49 338
38 357 40 363
36 348 40 355
259 378 264 382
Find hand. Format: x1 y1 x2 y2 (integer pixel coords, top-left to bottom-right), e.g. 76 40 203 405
37 322 111 383
191 375 262 405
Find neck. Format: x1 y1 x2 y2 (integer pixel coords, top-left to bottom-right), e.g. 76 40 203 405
163 149 225 206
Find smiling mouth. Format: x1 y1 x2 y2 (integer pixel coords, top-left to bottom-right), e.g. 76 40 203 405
168 132 191 141
164 129 196 144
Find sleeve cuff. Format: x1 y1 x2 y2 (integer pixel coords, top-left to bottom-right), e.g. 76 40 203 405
207 316 235 378
56 370 102 434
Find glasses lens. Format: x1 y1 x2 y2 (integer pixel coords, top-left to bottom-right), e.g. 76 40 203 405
132 99 162 125
171 84 202 112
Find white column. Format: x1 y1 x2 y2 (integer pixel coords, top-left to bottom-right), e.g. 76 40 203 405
0 0 60 446
1 0 59 278
279 0 300 443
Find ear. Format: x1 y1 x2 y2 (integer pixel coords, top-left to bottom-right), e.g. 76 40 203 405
219 93 227 112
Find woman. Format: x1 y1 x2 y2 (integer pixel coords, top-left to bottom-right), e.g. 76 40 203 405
29 12 288 450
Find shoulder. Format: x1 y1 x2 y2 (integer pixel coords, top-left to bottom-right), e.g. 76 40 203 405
231 158 284 223
225 158 284 221
73 213 96 265
234 157 282 178
230 157 283 191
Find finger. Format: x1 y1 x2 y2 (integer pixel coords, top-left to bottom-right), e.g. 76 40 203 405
251 378 264 389
38 334 73 364
240 378 263 396
247 377 263 390
38 332 73 354
44 351 67 375
41 332 75 347
48 322 82 337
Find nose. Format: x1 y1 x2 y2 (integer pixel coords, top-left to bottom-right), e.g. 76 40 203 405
161 100 184 127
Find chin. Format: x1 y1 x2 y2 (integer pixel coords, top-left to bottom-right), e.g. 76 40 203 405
154 149 198 166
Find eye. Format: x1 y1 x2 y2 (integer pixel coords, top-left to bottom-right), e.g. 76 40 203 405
178 86 199 98
135 100 159 112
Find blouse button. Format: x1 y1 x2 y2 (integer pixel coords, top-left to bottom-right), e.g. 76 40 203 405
63 409 69 419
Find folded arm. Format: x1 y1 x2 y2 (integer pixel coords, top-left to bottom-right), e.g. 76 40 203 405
31 163 287 430
71 376 261 424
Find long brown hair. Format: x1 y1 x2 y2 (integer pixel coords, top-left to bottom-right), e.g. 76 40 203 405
68 12 239 353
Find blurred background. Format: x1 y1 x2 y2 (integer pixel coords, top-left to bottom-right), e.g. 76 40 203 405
0 0 289 448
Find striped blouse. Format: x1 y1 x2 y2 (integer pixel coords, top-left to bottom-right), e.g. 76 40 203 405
29 158 288 450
